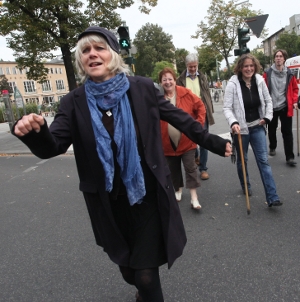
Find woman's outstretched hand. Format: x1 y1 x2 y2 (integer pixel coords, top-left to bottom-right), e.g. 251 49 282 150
225 142 232 157
14 113 45 137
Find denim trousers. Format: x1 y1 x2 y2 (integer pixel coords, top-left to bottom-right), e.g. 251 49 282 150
268 107 294 161
233 125 279 204
195 117 209 172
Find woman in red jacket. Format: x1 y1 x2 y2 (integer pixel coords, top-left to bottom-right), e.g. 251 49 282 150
159 67 206 210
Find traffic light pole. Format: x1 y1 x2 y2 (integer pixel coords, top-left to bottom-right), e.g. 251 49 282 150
118 23 135 75
2 93 15 132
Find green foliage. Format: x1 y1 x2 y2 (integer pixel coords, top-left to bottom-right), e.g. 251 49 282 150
196 45 223 83
275 31 300 58
133 23 175 77
251 47 271 72
51 101 60 113
11 103 38 120
175 48 189 75
193 0 266 74
151 61 176 83
0 0 158 91
0 103 38 122
0 105 4 123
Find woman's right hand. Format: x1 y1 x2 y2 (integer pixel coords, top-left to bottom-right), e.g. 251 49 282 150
14 113 45 137
231 124 240 134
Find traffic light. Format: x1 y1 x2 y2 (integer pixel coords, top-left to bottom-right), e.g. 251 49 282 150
117 26 131 51
234 27 250 56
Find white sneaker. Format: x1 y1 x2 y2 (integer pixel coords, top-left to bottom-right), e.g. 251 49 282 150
191 199 201 210
175 191 182 202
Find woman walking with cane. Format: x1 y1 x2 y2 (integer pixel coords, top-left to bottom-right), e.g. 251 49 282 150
223 54 281 207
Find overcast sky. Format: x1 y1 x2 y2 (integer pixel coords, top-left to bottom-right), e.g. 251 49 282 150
0 0 298 66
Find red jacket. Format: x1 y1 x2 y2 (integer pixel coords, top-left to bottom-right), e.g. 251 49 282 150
160 85 206 156
263 68 299 117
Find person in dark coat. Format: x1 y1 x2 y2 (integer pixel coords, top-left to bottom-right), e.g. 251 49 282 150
12 26 232 302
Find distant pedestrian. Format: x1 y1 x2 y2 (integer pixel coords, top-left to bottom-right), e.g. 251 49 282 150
263 49 299 166
159 67 206 210
223 53 281 207
12 26 232 301
177 53 215 181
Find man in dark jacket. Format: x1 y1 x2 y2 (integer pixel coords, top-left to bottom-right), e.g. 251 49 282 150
263 49 299 166
177 53 215 180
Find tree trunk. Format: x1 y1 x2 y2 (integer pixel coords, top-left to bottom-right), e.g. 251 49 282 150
60 44 77 91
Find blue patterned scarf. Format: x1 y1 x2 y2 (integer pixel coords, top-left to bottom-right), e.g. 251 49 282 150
85 73 145 205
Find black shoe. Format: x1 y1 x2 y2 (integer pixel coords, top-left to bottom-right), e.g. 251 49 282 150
268 200 283 207
269 149 276 156
243 188 252 196
286 159 297 166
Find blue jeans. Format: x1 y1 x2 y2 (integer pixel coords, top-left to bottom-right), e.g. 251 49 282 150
233 125 279 204
195 118 208 172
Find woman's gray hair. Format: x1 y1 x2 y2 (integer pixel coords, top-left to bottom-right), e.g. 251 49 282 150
75 34 130 83
185 53 199 65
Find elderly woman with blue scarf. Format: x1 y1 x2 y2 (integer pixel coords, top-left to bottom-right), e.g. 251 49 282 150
12 26 232 302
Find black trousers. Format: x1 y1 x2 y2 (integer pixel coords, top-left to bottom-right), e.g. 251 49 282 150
268 107 294 161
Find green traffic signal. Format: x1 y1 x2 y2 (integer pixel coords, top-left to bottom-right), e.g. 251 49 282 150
118 26 131 50
119 38 130 49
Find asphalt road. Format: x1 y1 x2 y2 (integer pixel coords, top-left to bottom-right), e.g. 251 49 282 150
1 101 300 301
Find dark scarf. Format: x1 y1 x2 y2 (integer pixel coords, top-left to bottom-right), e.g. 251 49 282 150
85 73 146 205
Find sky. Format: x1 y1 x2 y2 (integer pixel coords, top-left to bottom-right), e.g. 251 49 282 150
0 0 298 67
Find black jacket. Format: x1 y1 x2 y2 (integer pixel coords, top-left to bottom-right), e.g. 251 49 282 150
13 75 229 268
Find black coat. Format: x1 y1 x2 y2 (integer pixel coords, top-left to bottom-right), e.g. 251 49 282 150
14 75 228 268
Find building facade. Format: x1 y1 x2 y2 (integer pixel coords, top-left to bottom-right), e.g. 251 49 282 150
262 28 285 58
262 14 300 59
0 59 68 106
285 14 300 35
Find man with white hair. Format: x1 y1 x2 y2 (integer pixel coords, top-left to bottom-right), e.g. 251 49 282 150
177 53 215 180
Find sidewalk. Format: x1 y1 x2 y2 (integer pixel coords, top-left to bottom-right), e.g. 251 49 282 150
0 116 74 155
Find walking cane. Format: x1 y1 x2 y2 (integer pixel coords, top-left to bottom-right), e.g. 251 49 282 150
297 108 299 157
237 132 251 215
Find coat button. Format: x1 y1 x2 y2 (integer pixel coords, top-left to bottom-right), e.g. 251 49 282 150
165 185 170 189
152 165 157 169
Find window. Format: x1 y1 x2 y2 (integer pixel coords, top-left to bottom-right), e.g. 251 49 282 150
57 95 66 101
59 68 62 74
6 67 10 75
8 82 17 93
56 79 65 90
43 96 54 104
42 80 52 92
12 67 18 75
0 68 3 75
23 81 36 93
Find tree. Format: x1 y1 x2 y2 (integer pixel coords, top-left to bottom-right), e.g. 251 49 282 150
195 45 222 85
275 31 300 58
151 61 175 83
251 46 270 72
175 48 189 75
133 23 175 77
192 0 266 75
0 0 158 91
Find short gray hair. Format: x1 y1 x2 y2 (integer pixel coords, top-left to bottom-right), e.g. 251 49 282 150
75 34 130 83
185 53 199 65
